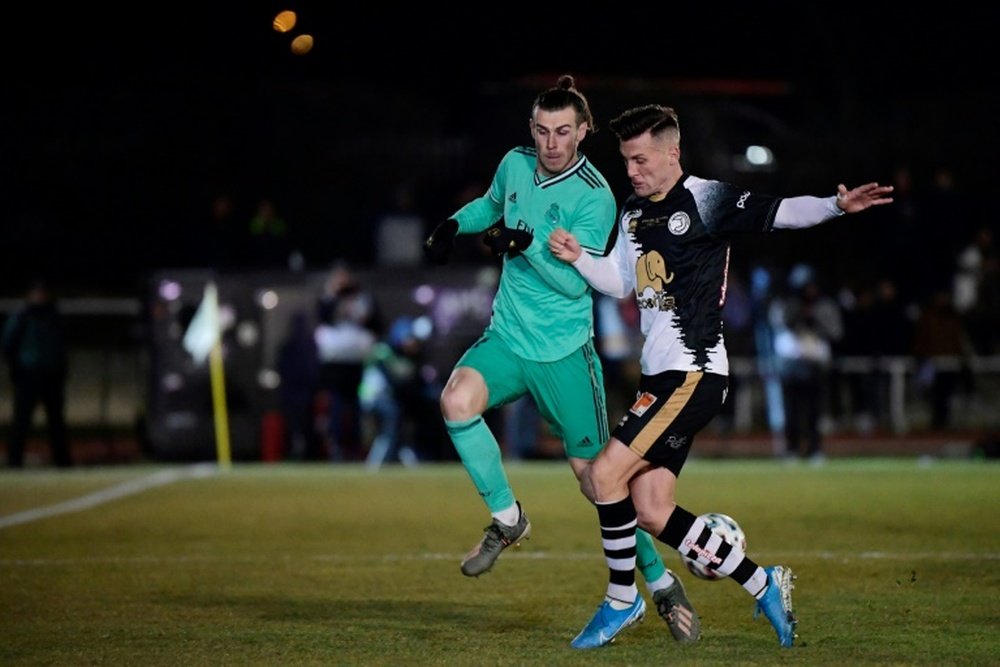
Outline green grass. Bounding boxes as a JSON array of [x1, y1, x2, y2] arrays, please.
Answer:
[[1, 459, 998, 666]]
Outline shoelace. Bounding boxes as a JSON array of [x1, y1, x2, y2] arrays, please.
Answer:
[[656, 594, 674, 615], [480, 523, 508, 549]]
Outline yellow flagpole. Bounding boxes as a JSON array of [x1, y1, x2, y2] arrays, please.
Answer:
[[208, 333, 232, 469]]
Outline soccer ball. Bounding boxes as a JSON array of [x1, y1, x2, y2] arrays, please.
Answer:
[[680, 512, 747, 581]]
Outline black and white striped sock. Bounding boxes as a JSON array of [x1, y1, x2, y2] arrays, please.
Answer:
[[658, 505, 767, 596], [595, 497, 639, 605]]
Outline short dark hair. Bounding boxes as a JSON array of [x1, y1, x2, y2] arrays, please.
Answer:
[[532, 74, 596, 132], [608, 104, 679, 142]]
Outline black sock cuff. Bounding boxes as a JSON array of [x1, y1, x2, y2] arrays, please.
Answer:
[[597, 497, 637, 527], [659, 505, 696, 549]]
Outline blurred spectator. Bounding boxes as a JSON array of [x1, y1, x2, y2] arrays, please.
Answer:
[[839, 277, 914, 433], [360, 315, 444, 468], [953, 225, 999, 355], [917, 167, 974, 301], [718, 267, 753, 432], [750, 264, 785, 448], [871, 278, 915, 425], [315, 262, 382, 461], [1, 279, 71, 468], [972, 252, 1000, 355], [771, 264, 840, 462], [872, 278, 914, 358], [912, 290, 974, 430], [838, 281, 880, 432], [277, 310, 322, 461]]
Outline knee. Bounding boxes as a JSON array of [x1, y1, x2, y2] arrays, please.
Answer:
[[583, 459, 619, 503], [439, 384, 478, 421], [578, 465, 598, 503]]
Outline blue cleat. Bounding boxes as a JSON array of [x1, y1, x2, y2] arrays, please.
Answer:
[[754, 565, 797, 647], [571, 596, 646, 649]]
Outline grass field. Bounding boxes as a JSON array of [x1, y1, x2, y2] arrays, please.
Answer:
[[2, 458, 998, 666]]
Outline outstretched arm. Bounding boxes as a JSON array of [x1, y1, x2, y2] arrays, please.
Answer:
[[774, 182, 894, 229], [548, 228, 630, 298], [835, 182, 895, 213]]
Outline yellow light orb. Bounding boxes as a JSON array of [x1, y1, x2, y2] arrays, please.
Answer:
[[273, 10, 297, 33], [291, 34, 314, 56]]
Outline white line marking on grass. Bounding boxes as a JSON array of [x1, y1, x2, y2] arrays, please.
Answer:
[[0, 463, 219, 530], [371, 550, 1000, 563], [3, 549, 998, 567]]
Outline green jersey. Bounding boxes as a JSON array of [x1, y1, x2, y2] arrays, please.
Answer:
[[452, 147, 617, 362]]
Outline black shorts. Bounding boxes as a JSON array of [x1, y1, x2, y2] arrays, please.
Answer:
[[611, 370, 728, 476]]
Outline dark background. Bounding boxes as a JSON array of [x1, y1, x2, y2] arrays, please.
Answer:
[[4, 3, 997, 298]]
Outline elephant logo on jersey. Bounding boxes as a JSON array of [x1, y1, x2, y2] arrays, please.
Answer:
[[635, 251, 674, 294], [668, 211, 690, 235]]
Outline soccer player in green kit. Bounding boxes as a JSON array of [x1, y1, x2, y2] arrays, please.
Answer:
[[424, 75, 700, 644]]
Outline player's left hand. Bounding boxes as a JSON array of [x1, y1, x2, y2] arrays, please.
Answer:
[[483, 224, 533, 256], [835, 182, 894, 213], [548, 228, 581, 263]]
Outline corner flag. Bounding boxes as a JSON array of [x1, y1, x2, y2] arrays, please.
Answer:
[[182, 281, 231, 468], [182, 282, 220, 366]]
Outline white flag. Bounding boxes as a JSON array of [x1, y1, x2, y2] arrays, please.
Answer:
[[182, 281, 220, 366]]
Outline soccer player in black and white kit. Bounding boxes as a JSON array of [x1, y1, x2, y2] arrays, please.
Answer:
[[549, 104, 893, 649]]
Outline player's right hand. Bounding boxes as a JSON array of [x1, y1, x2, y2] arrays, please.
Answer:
[[424, 219, 459, 265]]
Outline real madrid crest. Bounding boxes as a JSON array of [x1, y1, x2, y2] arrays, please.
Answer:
[[668, 211, 690, 235]]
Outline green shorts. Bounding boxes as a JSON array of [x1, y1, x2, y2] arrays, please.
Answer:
[[455, 331, 608, 459]]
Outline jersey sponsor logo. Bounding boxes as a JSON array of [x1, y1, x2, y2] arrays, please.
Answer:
[[629, 391, 658, 417], [635, 215, 674, 232], [684, 538, 723, 565], [668, 211, 690, 235], [637, 292, 676, 312], [623, 209, 642, 233], [736, 191, 750, 209], [666, 434, 688, 449]]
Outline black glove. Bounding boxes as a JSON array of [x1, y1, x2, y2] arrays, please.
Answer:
[[424, 219, 459, 265], [482, 224, 534, 257]]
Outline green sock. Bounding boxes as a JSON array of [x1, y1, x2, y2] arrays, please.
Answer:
[[446, 416, 514, 513], [636, 528, 668, 585]]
